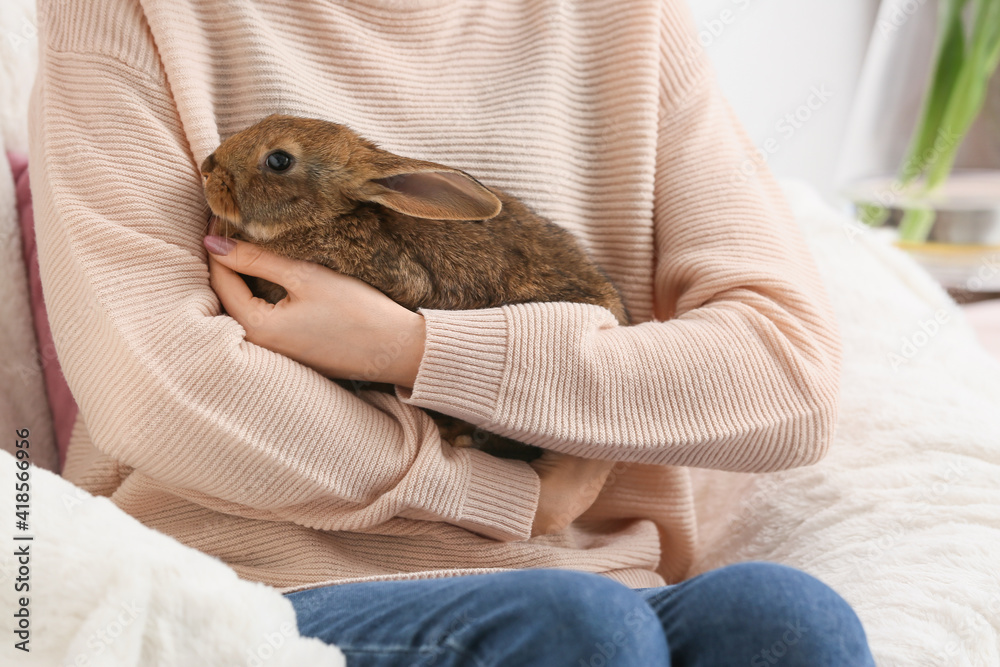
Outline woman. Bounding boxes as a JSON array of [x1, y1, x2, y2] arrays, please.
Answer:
[[33, 0, 874, 663]]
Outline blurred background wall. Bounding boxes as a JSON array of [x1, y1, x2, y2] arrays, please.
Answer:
[[686, 0, 881, 202]]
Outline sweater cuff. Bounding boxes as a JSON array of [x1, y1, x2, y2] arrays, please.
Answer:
[[395, 307, 538, 541], [454, 447, 539, 542], [396, 307, 509, 424]]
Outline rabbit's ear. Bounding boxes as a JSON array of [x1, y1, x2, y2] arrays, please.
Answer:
[[361, 169, 502, 221]]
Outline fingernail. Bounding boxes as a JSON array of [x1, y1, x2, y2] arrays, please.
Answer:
[[204, 235, 236, 255]]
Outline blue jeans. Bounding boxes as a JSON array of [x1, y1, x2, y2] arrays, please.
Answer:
[[285, 562, 875, 666]]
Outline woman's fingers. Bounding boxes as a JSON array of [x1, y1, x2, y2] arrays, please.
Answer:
[[203, 237, 290, 335], [204, 236, 315, 297], [207, 253, 266, 325]]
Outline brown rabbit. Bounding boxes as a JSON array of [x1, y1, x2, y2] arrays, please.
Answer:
[[201, 114, 629, 461]]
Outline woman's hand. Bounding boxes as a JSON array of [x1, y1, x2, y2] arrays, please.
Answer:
[[204, 235, 426, 388], [529, 453, 615, 537], [204, 232, 613, 535]]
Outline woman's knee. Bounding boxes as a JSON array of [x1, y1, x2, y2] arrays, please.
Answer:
[[455, 569, 669, 667], [688, 561, 874, 666]]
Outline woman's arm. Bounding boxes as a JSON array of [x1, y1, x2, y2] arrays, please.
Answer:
[[395, 8, 842, 472], [30, 0, 540, 541], [218, 59, 842, 477], [203, 236, 619, 537]]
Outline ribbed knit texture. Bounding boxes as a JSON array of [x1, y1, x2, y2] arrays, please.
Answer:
[[32, 0, 841, 591]]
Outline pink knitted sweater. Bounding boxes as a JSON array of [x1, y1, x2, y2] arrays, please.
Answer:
[[32, 0, 841, 591]]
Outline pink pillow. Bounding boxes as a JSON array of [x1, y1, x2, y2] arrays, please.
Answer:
[[8, 152, 77, 472]]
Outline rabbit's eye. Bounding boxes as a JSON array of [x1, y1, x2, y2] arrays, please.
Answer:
[[265, 151, 293, 172]]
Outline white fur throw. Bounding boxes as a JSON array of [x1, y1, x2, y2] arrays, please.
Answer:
[[690, 182, 1000, 667], [0, 449, 345, 666]]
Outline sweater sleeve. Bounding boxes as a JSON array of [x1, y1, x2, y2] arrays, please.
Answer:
[[29, 0, 539, 542], [398, 1, 842, 472]]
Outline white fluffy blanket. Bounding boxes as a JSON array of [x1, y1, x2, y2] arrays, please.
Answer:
[[0, 450, 345, 666], [690, 182, 1000, 667]]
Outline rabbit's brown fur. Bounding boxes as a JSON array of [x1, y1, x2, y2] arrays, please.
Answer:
[[201, 114, 628, 459]]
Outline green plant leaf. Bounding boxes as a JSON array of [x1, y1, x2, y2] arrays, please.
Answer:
[[898, 206, 937, 242], [923, 0, 1000, 187], [896, 0, 1000, 243], [899, 0, 969, 185]]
